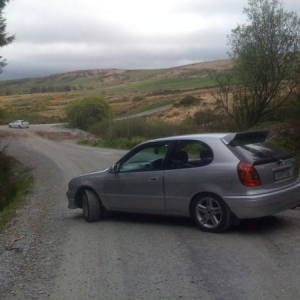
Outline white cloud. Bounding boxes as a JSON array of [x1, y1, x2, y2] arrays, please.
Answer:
[[1, 0, 300, 80]]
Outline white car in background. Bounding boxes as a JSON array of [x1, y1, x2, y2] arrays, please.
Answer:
[[8, 120, 30, 128]]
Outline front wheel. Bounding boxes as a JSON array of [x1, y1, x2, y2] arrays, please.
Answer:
[[191, 194, 231, 233], [82, 189, 102, 222]]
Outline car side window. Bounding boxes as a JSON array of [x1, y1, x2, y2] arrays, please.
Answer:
[[167, 141, 213, 169], [120, 143, 169, 172]]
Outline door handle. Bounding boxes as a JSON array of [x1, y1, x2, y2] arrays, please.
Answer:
[[149, 177, 159, 181]]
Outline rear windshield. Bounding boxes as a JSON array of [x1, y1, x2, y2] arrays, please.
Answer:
[[229, 139, 293, 165]]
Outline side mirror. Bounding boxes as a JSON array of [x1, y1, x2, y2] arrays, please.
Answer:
[[111, 163, 120, 173]]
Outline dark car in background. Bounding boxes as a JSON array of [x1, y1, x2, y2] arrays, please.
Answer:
[[66, 130, 300, 232]]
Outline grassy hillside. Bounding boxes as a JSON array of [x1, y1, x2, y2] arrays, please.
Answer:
[[0, 59, 232, 94], [0, 59, 233, 123]]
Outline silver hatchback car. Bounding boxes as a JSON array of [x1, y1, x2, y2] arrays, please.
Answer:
[[66, 130, 300, 232]]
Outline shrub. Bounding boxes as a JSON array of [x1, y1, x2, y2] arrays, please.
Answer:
[[174, 95, 199, 107], [101, 137, 146, 149], [193, 109, 218, 126], [113, 118, 147, 138], [65, 96, 113, 130], [88, 118, 179, 141], [0, 146, 17, 211], [143, 119, 176, 138], [88, 119, 111, 139], [177, 117, 199, 134], [0, 148, 33, 227], [132, 96, 144, 102], [193, 109, 236, 132], [0, 108, 10, 125]]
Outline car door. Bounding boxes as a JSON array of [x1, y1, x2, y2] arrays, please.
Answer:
[[164, 140, 214, 213], [104, 142, 170, 212]]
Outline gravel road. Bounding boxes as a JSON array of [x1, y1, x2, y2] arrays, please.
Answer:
[[1, 124, 300, 300]]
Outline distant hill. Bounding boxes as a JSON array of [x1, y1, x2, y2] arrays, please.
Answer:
[[0, 59, 235, 124], [0, 59, 233, 95]]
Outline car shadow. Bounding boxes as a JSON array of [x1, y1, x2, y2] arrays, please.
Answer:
[[102, 211, 195, 229], [66, 209, 195, 229], [229, 215, 292, 234], [69, 210, 295, 234]]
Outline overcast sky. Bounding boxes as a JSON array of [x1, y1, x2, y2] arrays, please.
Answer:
[[1, 0, 300, 81]]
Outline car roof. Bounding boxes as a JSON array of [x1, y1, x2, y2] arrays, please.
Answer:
[[139, 130, 269, 145], [143, 133, 232, 144]]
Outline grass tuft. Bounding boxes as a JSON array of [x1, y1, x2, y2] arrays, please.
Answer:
[[0, 153, 34, 229]]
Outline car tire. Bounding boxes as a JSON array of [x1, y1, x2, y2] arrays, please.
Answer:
[[82, 189, 102, 222], [191, 194, 231, 233]]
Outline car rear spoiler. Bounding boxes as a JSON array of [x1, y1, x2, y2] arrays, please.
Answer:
[[221, 130, 269, 145]]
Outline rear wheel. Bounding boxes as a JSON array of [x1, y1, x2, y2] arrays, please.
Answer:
[[191, 194, 231, 233], [82, 189, 102, 222]]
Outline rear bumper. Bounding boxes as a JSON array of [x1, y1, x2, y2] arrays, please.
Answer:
[[224, 182, 300, 219]]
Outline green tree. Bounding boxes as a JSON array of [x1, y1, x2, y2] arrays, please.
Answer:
[[65, 96, 113, 130], [215, 0, 300, 129], [0, 0, 15, 73]]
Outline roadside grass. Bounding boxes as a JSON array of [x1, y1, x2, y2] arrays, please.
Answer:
[[79, 136, 147, 150], [0, 159, 34, 229]]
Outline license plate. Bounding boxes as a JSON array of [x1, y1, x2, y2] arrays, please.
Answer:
[[274, 168, 292, 181]]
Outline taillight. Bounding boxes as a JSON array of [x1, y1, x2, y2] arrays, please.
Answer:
[[237, 162, 261, 187]]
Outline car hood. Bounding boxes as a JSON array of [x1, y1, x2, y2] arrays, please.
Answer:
[[68, 168, 110, 188]]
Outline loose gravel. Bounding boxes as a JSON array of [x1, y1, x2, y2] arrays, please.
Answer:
[[2, 125, 300, 300], [0, 139, 68, 299]]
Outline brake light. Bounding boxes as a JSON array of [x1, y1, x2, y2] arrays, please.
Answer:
[[237, 162, 261, 187]]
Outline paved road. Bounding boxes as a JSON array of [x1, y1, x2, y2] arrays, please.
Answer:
[[116, 105, 173, 120], [1, 124, 300, 300]]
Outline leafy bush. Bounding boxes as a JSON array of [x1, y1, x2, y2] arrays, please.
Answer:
[[0, 146, 18, 211], [103, 137, 146, 149], [132, 95, 144, 102], [89, 118, 178, 140], [0, 149, 15, 210], [142, 119, 176, 138], [174, 95, 199, 107], [272, 90, 300, 123], [195, 109, 236, 132], [193, 109, 218, 126], [176, 117, 199, 134], [0, 146, 33, 226], [88, 119, 112, 139], [84, 108, 237, 150], [65, 96, 113, 130], [0, 108, 10, 125]]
